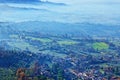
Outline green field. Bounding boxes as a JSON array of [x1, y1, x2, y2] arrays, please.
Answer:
[[9, 34, 19, 38], [26, 36, 52, 43], [57, 40, 78, 45], [92, 42, 109, 51]]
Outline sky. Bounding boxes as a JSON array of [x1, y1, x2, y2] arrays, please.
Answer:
[[0, 0, 120, 25]]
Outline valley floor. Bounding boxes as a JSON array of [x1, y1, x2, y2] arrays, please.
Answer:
[[0, 32, 120, 80]]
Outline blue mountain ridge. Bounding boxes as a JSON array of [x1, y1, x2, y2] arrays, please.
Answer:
[[0, 0, 66, 6], [0, 21, 120, 38], [0, 5, 50, 11]]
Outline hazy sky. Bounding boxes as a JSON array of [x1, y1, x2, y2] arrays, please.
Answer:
[[0, 0, 120, 25], [44, 0, 120, 4]]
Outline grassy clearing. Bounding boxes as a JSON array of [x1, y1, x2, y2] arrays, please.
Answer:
[[57, 40, 78, 45], [26, 36, 52, 43], [9, 34, 19, 38], [92, 42, 109, 51]]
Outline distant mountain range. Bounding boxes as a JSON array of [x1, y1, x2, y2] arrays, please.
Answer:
[[0, 0, 66, 6], [0, 5, 50, 12], [0, 0, 39, 3], [0, 21, 120, 39]]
